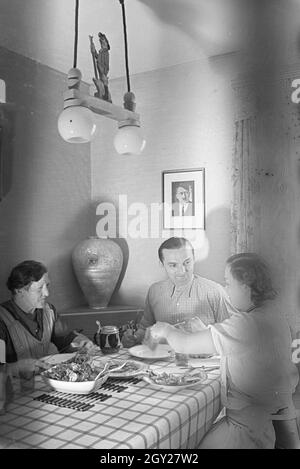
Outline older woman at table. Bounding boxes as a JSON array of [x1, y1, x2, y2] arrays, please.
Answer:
[[150, 253, 300, 449], [0, 260, 93, 413]]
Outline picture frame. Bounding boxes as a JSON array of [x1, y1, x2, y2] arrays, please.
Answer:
[[162, 168, 205, 230]]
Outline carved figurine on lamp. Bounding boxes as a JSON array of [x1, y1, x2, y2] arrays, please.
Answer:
[[89, 33, 112, 102]]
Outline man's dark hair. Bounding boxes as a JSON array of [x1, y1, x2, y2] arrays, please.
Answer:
[[6, 260, 47, 293], [226, 253, 277, 306], [158, 237, 194, 263], [176, 182, 189, 193]]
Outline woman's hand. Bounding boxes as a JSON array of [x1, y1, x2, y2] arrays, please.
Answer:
[[182, 317, 207, 333], [142, 327, 159, 350], [150, 322, 173, 341], [71, 333, 94, 350]]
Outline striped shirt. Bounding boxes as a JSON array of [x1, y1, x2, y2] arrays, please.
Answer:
[[139, 274, 237, 330]]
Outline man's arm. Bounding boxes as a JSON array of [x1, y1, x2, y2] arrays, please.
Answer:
[[139, 290, 156, 331], [122, 289, 155, 348]]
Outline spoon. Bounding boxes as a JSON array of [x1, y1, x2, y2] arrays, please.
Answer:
[[96, 320, 101, 334]]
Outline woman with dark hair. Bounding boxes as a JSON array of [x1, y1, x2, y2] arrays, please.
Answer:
[[150, 253, 299, 448], [0, 260, 93, 413]]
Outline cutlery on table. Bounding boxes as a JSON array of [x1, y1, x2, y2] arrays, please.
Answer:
[[95, 361, 130, 381], [176, 364, 220, 372]]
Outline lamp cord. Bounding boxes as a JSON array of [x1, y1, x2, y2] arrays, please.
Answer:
[[119, 0, 131, 93], [73, 0, 79, 68]]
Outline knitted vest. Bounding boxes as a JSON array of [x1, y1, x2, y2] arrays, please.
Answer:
[[0, 303, 58, 361]]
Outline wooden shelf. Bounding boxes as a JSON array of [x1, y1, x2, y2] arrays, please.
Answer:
[[60, 304, 143, 340]]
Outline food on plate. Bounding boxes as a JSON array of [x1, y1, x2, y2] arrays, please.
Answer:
[[147, 369, 203, 386], [91, 357, 146, 377], [108, 360, 139, 374]]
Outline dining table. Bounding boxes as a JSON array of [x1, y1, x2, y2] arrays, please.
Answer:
[[0, 348, 221, 450]]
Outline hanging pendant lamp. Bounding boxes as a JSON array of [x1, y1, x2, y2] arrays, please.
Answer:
[[57, 0, 145, 155], [57, 1, 96, 143], [113, 0, 146, 155]]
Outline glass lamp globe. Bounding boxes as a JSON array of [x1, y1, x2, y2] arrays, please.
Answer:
[[58, 105, 96, 143], [114, 123, 146, 155]]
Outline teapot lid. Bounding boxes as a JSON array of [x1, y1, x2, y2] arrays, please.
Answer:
[[101, 325, 119, 333]]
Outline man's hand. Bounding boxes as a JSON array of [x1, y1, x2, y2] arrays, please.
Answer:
[[121, 329, 139, 348], [121, 328, 145, 348]]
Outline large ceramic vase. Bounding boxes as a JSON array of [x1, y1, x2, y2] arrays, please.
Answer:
[[72, 236, 123, 309]]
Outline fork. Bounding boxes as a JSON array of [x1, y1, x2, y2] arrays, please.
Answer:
[[176, 364, 220, 372], [95, 361, 129, 381], [94, 362, 111, 381], [107, 361, 129, 374]]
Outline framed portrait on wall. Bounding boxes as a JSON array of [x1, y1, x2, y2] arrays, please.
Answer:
[[162, 168, 205, 229]]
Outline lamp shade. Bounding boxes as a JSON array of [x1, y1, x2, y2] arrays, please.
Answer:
[[114, 123, 146, 155], [58, 105, 96, 143]]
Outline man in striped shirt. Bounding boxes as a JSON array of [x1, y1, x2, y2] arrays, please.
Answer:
[[122, 237, 237, 348]]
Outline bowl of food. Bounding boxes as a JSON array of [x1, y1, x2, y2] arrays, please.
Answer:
[[41, 353, 108, 394]]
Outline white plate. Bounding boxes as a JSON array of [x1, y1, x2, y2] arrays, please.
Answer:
[[188, 356, 220, 368], [91, 357, 149, 378], [129, 344, 174, 360], [143, 367, 207, 391], [188, 354, 214, 358], [40, 353, 77, 367]]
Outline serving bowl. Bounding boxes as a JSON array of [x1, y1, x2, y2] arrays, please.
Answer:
[[41, 371, 108, 394]]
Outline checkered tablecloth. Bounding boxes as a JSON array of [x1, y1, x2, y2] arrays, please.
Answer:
[[0, 349, 221, 449]]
